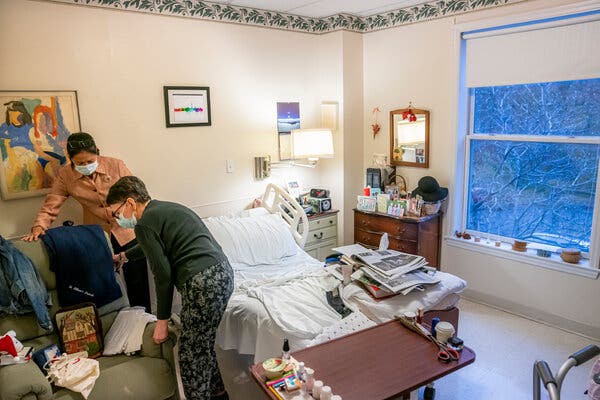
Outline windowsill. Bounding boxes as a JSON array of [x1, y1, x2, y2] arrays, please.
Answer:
[[445, 236, 600, 279]]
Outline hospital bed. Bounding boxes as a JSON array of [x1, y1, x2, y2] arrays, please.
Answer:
[[202, 184, 467, 363]]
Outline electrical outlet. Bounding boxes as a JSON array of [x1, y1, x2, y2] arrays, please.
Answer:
[[226, 159, 234, 173]]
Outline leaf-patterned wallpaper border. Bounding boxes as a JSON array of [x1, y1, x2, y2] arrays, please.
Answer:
[[49, 0, 525, 34]]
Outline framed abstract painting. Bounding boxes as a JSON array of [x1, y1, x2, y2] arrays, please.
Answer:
[[163, 86, 211, 127], [0, 90, 81, 200]]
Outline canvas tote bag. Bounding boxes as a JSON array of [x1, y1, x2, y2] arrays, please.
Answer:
[[46, 351, 100, 399]]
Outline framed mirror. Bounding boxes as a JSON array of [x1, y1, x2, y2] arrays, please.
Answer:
[[390, 107, 429, 168]]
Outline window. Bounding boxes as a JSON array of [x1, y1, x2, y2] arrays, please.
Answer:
[[458, 12, 600, 270], [466, 79, 600, 253]]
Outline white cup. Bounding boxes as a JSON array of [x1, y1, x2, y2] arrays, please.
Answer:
[[313, 380, 323, 398], [331, 396, 342, 400], [435, 321, 455, 344], [341, 264, 353, 285], [320, 386, 332, 400]]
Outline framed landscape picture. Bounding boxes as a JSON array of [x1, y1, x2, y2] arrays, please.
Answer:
[[163, 86, 211, 127], [0, 90, 80, 200]]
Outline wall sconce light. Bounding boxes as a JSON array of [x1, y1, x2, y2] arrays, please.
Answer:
[[256, 128, 334, 176]]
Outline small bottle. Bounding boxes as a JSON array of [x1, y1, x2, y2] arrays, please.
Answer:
[[312, 380, 323, 398], [416, 308, 423, 324], [331, 396, 342, 400], [430, 317, 440, 337], [304, 368, 314, 393], [320, 386, 332, 400], [282, 338, 290, 362], [297, 362, 306, 394]]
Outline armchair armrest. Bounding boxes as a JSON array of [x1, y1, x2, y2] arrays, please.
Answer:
[[139, 316, 179, 359], [0, 362, 52, 400]]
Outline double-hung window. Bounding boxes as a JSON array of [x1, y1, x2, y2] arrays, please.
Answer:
[[458, 12, 600, 273]]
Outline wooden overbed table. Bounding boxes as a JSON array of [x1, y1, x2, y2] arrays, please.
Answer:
[[251, 317, 475, 400]]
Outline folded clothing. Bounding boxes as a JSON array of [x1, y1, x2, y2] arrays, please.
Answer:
[[103, 307, 157, 356]]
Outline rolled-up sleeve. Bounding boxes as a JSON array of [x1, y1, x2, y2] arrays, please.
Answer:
[[135, 224, 173, 320], [33, 171, 69, 230]]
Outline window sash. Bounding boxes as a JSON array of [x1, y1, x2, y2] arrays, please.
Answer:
[[462, 134, 600, 261]]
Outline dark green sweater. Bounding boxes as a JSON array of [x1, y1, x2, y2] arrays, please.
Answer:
[[126, 200, 226, 319]]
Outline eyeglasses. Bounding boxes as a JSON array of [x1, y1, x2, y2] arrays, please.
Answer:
[[111, 201, 127, 218]]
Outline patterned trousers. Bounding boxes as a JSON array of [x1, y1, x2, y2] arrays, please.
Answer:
[[179, 260, 234, 400]]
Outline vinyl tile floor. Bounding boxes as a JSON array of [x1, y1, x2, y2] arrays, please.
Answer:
[[216, 298, 600, 400]]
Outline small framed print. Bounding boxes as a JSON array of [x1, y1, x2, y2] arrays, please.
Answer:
[[163, 86, 211, 127]]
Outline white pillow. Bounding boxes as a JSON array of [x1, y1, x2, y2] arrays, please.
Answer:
[[203, 213, 298, 266]]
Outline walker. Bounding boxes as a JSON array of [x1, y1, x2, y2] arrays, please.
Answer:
[[533, 344, 600, 400]]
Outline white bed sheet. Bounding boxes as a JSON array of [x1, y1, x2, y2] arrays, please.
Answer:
[[216, 247, 466, 362]]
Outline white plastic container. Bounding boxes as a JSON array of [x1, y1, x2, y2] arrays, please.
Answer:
[[313, 380, 323, 398], [435, 321, 455, 344], [320, 386, 332, 400]]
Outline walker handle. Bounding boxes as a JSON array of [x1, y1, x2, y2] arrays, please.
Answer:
[[535, 361, 556, 386], [570, 345, 600, 366]]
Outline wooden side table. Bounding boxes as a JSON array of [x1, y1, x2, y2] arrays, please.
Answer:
[[251, 317, 475, 400]]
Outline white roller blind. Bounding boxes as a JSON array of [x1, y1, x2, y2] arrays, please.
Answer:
[[465, 16, 600, 87]]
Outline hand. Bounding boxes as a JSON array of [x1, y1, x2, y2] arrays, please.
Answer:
[[153, 320, 169, 344], [113, 252, 127, 272], [22, 226, 45, 242]]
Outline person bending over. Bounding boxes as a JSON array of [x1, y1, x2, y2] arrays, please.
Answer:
[[106, 176, 233, 400]]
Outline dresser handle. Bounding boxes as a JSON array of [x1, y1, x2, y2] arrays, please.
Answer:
[[314, 232, 324, 240], [360, 220, 370, 227]]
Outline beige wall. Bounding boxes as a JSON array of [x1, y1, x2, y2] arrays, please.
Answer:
[[0, 0, 345, 238], [362, 0, 600, 337]]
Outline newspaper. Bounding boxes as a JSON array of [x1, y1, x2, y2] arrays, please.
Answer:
[[352, 249, 427, 277], [362, 267, 440, 294]]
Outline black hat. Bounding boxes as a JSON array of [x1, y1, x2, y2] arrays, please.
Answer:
[[412, 176, 448, 202]]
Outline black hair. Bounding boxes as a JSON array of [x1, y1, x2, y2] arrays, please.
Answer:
[[107, 176, 151, 205], [4, 101, 32, 126], [67, 132, 99, 158]]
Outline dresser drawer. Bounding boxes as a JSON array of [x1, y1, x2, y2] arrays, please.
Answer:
[[354, 212, 418, 241], [306, 225, 337, 246], [308, 215, 337, 231], [354, 228, 418, 255]]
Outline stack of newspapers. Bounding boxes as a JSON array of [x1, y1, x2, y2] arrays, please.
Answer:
[[334, 244, 440, 297]]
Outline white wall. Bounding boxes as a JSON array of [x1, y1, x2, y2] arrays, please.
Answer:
[[0, 0, 345, 238], [362, 0, 600, 337]]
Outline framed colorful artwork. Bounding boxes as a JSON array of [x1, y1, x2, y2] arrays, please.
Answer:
[[0, 90, 81, 200], [163, 86, 211, 127], [54, 303, 103, 358]]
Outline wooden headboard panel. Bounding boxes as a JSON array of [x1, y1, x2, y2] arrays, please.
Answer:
[[261, 183, 309, 248]]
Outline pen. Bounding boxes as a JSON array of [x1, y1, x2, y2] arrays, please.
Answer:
[[268, 385, 284, 400]]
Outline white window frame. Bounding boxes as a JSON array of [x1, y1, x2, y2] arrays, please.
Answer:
[[447, 4, 600, 279]]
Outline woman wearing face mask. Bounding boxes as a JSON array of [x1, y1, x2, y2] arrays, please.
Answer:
[[107, 176, 233, 400], [22, 132, 151, 311]]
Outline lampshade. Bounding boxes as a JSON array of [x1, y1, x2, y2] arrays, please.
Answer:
[[290, 129, 334, 159]]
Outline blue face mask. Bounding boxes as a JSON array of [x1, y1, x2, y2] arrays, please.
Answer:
[[74, 160, 98, 176], [116, 213, 137, 229]]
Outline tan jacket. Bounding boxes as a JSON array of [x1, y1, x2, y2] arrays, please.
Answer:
[[33, 155, 135, 246]]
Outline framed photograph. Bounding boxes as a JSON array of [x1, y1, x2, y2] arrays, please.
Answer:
[[0, 90, 80, 200], [163, 86, 211, 127], [54, 303, 103, 358]]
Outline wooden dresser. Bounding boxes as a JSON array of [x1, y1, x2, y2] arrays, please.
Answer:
[[353, 209, 441, 268]]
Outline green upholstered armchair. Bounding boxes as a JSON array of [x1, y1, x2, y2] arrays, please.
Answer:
[[0, 237, 179, 400]]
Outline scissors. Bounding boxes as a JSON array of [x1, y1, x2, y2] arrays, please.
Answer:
[[429, 336, 460, 363], [395, 315, 460, 363]]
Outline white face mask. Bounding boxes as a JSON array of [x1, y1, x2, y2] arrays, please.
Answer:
[[74, 160, 98, 176], [116, 213, 137, 229]]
